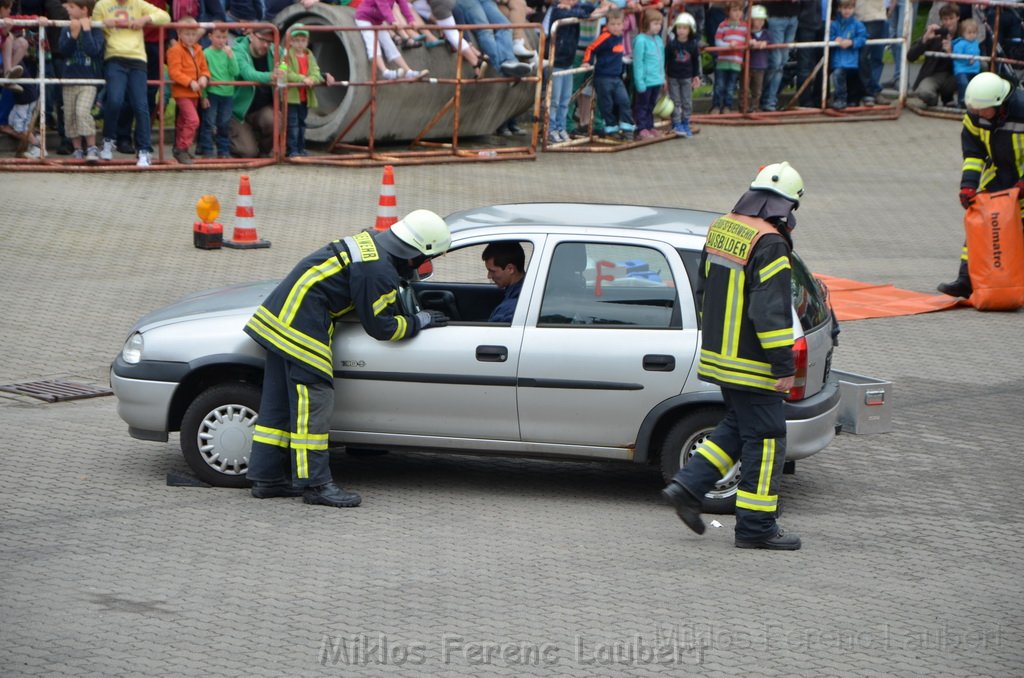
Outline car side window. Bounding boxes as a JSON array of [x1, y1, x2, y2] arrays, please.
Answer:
[[791, 252, 831, 331], [538, 242, 680, 328]]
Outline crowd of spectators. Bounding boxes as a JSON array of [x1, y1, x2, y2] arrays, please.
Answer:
[[0, 0, 1021, 161]]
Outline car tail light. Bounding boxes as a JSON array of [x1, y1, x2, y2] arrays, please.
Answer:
[[786, 337, 807, 401]]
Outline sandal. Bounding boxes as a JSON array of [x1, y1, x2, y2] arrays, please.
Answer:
[[402, 37, 423, 49]]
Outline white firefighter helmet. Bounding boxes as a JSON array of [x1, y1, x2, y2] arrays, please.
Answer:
[[673, 12, 697, 31], [750, 162, 804, 203], [390, 209, 451, 258], [964, 72, 1013, 109], [751, 5, 768, 20]]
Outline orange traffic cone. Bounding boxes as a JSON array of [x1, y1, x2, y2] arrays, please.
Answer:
[[374, 165, 398, 231], [225, 175, 271, 249]]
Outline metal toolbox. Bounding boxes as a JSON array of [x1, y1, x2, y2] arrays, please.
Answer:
[[834, 370, 893, 435]]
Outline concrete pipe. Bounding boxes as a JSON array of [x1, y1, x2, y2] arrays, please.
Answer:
[[274, 5, 537, 144]]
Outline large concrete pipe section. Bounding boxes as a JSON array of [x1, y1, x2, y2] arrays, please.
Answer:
[[274, 5, 536, 144]]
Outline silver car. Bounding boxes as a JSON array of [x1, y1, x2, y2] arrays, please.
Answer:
[[111, 203, 841, 511]]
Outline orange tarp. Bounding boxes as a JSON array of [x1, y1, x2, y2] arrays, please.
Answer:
[[815, 274, 967, 321]]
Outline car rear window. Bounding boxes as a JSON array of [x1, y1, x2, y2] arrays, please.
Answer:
[[677, 248, 831, 332]]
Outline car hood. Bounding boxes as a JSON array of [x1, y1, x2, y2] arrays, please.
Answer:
[[134, 280, 279, 332]]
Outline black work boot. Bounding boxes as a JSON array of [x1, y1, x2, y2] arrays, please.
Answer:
[[735, 526, 802, 550], [937, 261, 972, 298], [662, 482, 705, 535], [304, 481, 362, 508], [250, 481, 304, 498]]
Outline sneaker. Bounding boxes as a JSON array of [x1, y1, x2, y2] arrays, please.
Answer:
[[735, 526, 802, 550], [500, 60, 531, 77], [512, 38, 536, 58], [250, 481, 304, 498], [547, 131, 562, 144], [382, 68, 400, 80], [100, 138, 115, 161], [404, 68, 429, 80], [638, 128, 656, 139], [681, 120, 693, 138], [85, 146, 100, 163], [136, 150, 151, 167], [601, 124, 620, 136], [672, 122, 687, 136], [116, 140, 136, 155], [303, 481, 362, 508], [557, 129, 570, 142], [831, 100, 847, 110], [57, 138, 75, 156], [172, 147, 192, 165], [618, 121, 636, 133], [22, 145, 44, 159], [662, 482, 705, 535], [72, 148, 85, 160], [861, 96, 876, 107]]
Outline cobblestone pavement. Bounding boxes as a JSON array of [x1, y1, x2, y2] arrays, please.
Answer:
[[1, 115, 1021, 676]]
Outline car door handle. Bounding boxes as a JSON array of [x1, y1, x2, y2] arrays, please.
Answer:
[[643, 354, 675, 371], [477, 345, 508, 362]]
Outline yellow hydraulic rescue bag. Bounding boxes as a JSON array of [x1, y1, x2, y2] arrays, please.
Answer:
[[964, 188, 1024, 311]]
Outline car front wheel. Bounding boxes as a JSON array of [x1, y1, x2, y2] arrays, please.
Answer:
[[659, 408, 739, 514], [180, 382, 260, 488]]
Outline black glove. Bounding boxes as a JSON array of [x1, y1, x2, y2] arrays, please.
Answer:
[[415, 310, 448, 329], [959, 187, 977, 209]]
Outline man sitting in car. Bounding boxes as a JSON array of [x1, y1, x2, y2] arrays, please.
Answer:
[[482, 241, 526, 322]]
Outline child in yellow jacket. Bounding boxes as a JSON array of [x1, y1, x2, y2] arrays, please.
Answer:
[[278, 24, 335, 157], [166, 17, 209, 164]]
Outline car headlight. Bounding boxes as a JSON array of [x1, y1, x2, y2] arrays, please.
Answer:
[[122, 332, 144, 364]]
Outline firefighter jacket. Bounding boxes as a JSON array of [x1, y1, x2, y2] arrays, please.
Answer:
[[244, 231, 423, 381], [961, 88, 1024, 192], [697, 212, 795, 394]]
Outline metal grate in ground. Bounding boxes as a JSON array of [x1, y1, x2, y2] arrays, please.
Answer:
[[0, 380, 113, 403]]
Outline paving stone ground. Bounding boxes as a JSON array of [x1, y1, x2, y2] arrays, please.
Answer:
[[1, 114, 1021, 676]]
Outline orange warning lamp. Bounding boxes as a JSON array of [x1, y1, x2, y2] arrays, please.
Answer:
[[193, 194, 224, 250], [196, 194, 221, 223]]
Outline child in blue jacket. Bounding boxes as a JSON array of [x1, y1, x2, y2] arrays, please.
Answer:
[[632, 9, 665, 139], [828, 0, 867, 109], [952, 18, 982, 107], [58, 0, 105, 162]]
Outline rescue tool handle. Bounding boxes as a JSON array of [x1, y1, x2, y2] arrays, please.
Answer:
[[476, 345, 508, 362]]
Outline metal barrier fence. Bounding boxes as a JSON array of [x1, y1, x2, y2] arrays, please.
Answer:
[[0, 17, 543, 169]]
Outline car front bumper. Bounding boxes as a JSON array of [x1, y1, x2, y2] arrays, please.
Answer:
[[110, 357, 189, 441]]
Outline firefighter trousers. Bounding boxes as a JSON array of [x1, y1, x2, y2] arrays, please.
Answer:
[[247, 351, 335, 488], [672, 387, 787, 541]]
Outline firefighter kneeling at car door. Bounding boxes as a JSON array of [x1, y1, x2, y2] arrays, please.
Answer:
[[663, 162, 803, 551], [243, 210, 452, 508], [940, 71, 1024, 298]]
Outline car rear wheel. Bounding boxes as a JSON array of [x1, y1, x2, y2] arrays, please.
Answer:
[[180, 383, 260, 488], [659, 408, 738, 514]]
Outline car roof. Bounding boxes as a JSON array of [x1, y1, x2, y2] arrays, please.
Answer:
[[444, 203, 719, 242]]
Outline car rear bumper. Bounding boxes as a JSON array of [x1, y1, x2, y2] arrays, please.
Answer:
[[784, 374, 841, 460], [110, 364, 178, 441]]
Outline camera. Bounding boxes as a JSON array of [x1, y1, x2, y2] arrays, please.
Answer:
[[937, 27, 950, 38]]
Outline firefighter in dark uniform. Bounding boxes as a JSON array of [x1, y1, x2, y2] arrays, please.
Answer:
[[243, 210, 452, 508], [940, 72, 1024, 298], [663, 162, 804, 550]]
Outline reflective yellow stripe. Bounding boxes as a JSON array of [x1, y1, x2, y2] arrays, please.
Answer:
[[961, 158, 984, 173], [372, 289, 398, 316], [246, 315, 333, 377], [253, 306, 332, 364], [696, 439, 734, 476], [390, 314, 407, 341], [963, 113, 978, 135], [698, 363, 778, 390], [291, 433, 329, 449], [756, 327, 794, 350], [329, 303, 355, 319], [294, 384, 310, 479], [980, 166, 996, 190], [736, 489, 778, 512], [280, 256, 345, 325], [699, 349, 774, 375], [253, 425, 290, 448], [1016, 131, 1024, 177], [961, 244, 969, 262], [722, 269, 743, 357], [758, 256, 791, 284], [757, 438, 775, 495]]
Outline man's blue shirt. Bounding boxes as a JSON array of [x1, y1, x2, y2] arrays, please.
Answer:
[[489, 279, 524, 322]]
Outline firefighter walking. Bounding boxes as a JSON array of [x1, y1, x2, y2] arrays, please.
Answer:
[[243, 210, 452, 508], [663, 162, 804, 550], [940, 72, 1024, 298]]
